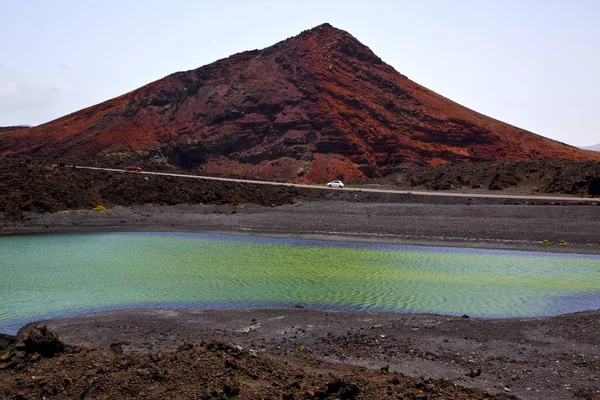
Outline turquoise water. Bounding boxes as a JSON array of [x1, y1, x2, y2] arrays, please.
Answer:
[[1, 232, 600, 334]]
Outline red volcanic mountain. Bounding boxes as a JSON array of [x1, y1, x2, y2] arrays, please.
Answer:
[[1, 23, 598, 182]]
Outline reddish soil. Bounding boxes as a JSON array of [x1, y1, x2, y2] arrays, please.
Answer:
[[0, 327, 515, 400], [0, 126, 30, 133], [1, 24, 598, 184]]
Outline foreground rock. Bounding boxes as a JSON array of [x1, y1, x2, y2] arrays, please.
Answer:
[[0, 333, 515, 399], [0, 326, 66, 369]]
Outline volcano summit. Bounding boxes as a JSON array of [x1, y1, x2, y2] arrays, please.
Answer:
[[1, 23, 597, 182]]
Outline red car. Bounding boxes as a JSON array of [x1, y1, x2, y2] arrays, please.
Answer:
[[124, 166, 142, 172]]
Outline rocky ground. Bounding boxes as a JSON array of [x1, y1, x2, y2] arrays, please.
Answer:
[[1, 308, 599, 400], [1, 158, 600, 399], [386, 159, 600, 196], [3, 198, 600, 254], [1, 157, 599, 222], [1, 325, 517, 400], [0, 158, 300, 220]]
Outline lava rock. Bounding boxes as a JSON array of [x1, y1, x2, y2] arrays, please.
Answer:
[[20, 325, 65, 357], [588, 177, 600, 195]]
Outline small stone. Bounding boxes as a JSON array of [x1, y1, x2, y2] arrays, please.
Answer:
[[467, 368, 481, 378]]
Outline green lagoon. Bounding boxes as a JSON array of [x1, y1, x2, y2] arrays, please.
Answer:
[[1, 232, 600, 334]]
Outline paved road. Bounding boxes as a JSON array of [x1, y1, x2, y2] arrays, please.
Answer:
[[72, 165, 599, 203]]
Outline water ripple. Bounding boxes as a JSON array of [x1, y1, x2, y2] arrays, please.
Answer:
[[1, 232, 600, 333]]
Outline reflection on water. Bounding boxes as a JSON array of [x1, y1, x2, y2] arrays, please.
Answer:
[[1, 232, 599, 334]]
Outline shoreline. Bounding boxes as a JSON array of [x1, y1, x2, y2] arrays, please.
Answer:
[[4, 225, 600, 252], [16, 307, 600, 400], [2, 201, 600, 254]]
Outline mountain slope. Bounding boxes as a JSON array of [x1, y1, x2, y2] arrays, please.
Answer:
[[1, 23, 598, 182], [0, 126, 31, 133]]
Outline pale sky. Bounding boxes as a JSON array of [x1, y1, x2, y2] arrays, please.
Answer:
[[1, 0, 599, 147]]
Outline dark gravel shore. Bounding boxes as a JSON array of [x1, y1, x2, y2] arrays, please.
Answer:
[[1, 199, 600, 399], [2, 199, 600, 254], [27, 307, 600, 400]]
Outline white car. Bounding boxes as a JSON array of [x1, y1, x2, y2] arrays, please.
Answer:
[[327, 180, 344, 188]]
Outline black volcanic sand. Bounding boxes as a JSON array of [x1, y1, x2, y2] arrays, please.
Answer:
[[13, 308, 600, 400], [3, 200, 600, 254]]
